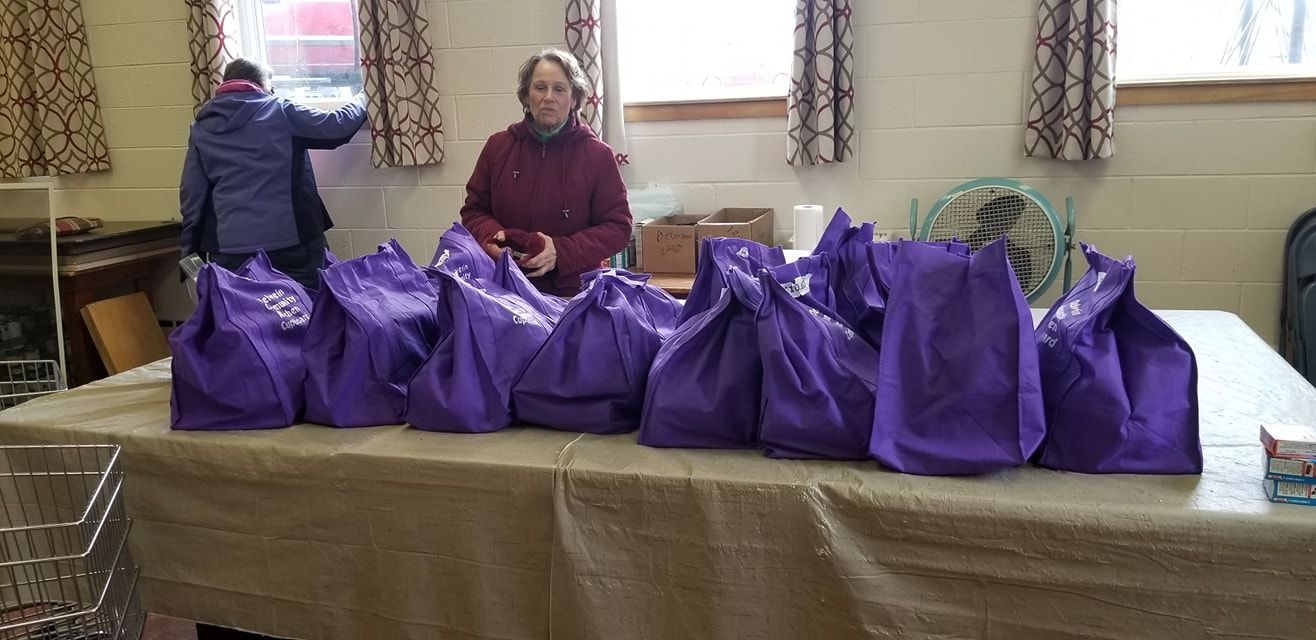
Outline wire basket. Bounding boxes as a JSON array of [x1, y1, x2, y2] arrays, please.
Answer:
[[0, 445, 141, 640], [0, 362, 65, 411]]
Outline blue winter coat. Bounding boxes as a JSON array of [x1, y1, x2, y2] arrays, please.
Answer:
[[179, 90, 367, 255]]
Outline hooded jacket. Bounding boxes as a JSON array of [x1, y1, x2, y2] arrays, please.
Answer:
[[460, 114, 632, 296], [179, 85, 366, 256]]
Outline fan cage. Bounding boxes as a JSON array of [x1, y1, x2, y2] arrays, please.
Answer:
[[921, 183, 1063, 298]]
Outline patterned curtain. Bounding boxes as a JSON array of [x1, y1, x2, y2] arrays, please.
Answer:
[[0, 0, 110, 178], [565, 0, 629, 166], [1025, 0, 1116, 161], [357, 0, 446, 168], [786, 0, 855, 166], [185, 0, 236, 115]]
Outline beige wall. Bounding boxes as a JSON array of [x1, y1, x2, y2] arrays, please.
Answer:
[[47, 0, 1316, 345]]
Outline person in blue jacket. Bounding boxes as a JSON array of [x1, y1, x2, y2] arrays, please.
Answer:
[[179, 57, 367, 290]]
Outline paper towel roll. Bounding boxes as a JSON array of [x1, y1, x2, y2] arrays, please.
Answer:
[[793, 204, 825, 251]]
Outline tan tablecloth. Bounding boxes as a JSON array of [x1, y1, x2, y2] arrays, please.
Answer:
[[0, 311, 1312, 639]]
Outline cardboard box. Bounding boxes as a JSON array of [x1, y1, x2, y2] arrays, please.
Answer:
[[1263, 452, 1316, 484], [1260, 423, 1316, 459], [695, 208, 775, 246], [1262, 478, 1316, 506], [640, 214, 706, 274]]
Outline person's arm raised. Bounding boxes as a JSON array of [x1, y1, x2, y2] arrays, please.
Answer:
[[282, 93, 368, 149]]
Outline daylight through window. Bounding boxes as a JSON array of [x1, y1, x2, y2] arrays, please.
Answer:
[[235, 0, 364, 100], [1119, 0, 1316, 83], [616, 0, 795, 103]]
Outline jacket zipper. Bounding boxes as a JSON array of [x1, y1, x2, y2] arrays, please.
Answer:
[[539, 141, 568, 218]]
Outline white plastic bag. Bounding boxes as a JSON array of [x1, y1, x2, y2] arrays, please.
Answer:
[[626, 183, 682, 223]]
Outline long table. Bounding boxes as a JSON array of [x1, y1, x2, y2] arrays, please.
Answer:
[[0, 311, 1312, 639]]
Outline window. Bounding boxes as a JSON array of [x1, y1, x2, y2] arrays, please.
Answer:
[[234, 0, 364, 100], [1119, 0, 1316, 83], [616, 0, 795, 104]]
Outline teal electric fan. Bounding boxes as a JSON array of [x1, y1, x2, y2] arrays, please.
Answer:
[[909, 178, 1076, 302]]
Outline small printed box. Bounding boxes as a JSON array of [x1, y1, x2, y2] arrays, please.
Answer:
[[1263, 453, 1316, 484], [1262, 478, 1316, 506], [1260, 423, 1316, 459]]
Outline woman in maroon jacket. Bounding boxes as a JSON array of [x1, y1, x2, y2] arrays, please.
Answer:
[[459, 49, 632, 296]]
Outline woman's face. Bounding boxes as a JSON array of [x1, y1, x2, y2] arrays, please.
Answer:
[[528, 60, 572, 130]]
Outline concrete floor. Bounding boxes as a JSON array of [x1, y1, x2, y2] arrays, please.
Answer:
[[142, 615, 197, 640]]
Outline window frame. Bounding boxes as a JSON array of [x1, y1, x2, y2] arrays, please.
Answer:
[[233, 0, 268, 68], [1114, 0, 1316, 105], [614, 0, 793, 119], [623, 97, 787, 122], [231, 0, 362, 110], [1117, 77, 1316, 106]]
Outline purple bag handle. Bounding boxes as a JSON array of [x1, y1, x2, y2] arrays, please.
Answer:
[[811, 208, 855, 256]]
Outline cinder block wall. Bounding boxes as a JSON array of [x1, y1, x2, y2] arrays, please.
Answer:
[[37, 0, 1314, 345]]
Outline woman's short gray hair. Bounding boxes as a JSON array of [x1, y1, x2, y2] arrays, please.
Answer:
[[516, 49, 591, 113], [222, 57, 274, 90]]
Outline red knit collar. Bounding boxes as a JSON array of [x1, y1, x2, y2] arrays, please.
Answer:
[[216, 79, 268, 95]]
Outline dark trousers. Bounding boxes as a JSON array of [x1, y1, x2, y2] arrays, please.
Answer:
[[208, 234, 328, 292]]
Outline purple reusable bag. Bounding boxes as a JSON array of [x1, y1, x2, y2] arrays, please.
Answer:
[[303, 240, 439, 427], [491, 250, 569, 320], [856, 240, 973, 349], [756, 271, 879, 460], [679, 237, 786, 324], [830, 239, 886, 348], [805, 206, 858, 256], [513, 270, 682, 434], [800, 207, 882, 343], [767, 254, 833, 312], [818, 207, 872, 254], [430, 222, 496, 281], [639, 267, 766, 448], [870, 239, 1046, 475], [406, 270, 554, 433], [170, 262, 312, 430], [809, 208, 874, 302], [236, 250, 313, 297], [1034, 244, 1202, 474]]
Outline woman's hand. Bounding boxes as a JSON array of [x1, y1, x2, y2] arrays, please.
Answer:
[[483, 230, 506, 262], [519, 233, 556, 277]]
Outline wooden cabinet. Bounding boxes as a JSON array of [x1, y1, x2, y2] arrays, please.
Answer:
[[0, 220, 180, 387]]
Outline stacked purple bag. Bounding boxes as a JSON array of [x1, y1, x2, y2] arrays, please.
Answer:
[[755, 271, 879, 459], [679, 237, 786, 324], [640, 267, 766, 448], [811, 207, 868, 256], [766, 254, 833, 313], [642, 251, 875, 459], [639, 237, 791, 447], [490, 251, 568, 320], [1034, 244, 1201, 474], [854, 240, 971, 350], [170, 252, 313, 430], [405, 267, 555, 433], [429, 222, 496, 282], [869, 239, 1046, 475], [513, 269, 682, 434], [303, 240, 439, 427], [811, 209, 883, 347]]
